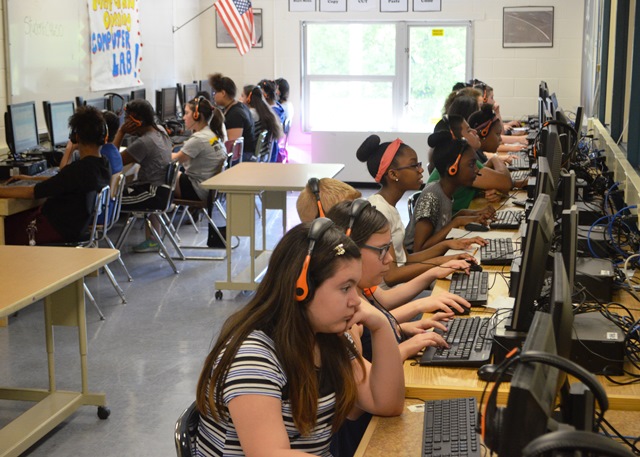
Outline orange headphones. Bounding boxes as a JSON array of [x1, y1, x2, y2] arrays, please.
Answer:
[[476, 113, 498, 138], [345, 199, 371, 237], [295, 218, 335, 302], [193, 95, 212, 121], [442, 114, 456, 140], [447, 139, 469, 176]]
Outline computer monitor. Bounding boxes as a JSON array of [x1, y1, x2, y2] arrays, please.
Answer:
[[574, 106, 584, 135], [107, 93, 129, 114], [550, 252, 575, 360], [496, 311, 562, 456], [538, 124, 563, 190], [534, 157, 556, 201], [549, 92, 559, 114], [159, 86, 178, 121], [45, 101, 75, 148], [560, 205, 578, 307], [510, 194, 555, 332], [5, 101, 40, 158], [130, 88, 146, 100], [84, 97, 107, 110], [559, 169, 576, 211], [183, 83, 198, 104]]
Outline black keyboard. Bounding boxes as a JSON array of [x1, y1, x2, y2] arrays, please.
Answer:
[[448, 272, 488, 306], [490, 210, 522, 230], [419, 317, 493, 367], [422, 397, 481, 457], [480, 238, 515, 265], [510, 169, 530, 181]]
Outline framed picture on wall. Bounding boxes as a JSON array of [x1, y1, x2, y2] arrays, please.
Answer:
[[216, 8, 263, 48], [503, 6, 554, 48], [381, 0, 408, 12], [413, 0, 441, 12], [289, 0, 316, 12], [320, 0, 347, 12]]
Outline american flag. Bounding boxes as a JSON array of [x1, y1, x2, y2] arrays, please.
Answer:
[[215, 0, 256, 56]]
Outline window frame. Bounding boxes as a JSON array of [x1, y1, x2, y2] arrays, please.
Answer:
[[301, 20, 474, 133]]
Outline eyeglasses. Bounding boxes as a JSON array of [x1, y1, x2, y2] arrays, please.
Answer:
[[392, 162, 422, 172], [362, 241, 393, 261]]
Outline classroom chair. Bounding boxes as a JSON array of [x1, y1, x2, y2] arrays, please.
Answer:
[[225, 136, 244, 168], [115, 161, 184, 274], [254, 130, 270, 162], [407, 190, 421, 221], [277, 117, 292, 163], [174, 401, 198, 457], [99, 173, 133, 282]]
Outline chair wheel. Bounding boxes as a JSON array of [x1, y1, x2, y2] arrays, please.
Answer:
[[97, 406, 111, 419], [215, 290, 223, 300]]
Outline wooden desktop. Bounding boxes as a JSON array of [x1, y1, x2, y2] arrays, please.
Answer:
[[0, 246, 119, 457]]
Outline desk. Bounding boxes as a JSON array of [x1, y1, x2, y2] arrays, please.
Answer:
[[355, 400, 640, 456], [0, 245, 119, 457], [0, 197, 44, 327], [200, 162, 344, 292]]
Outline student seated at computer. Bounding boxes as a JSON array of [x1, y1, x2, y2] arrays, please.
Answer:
[[326, 199, 469, 456], [0, 106, 111, 245], [427, 113, 516, 211], [296, 177, 362, 223], [408, 133, 495, 252], [195, 221, 405, 457], [354, 135, 486, 285], [209, 73, 256, 161], [171, 97, 227, 201], [246, 86, 283, 162], [113, 99, 173, 253]]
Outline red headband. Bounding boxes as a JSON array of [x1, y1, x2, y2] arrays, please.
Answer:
[[374, 138, 403, 183]]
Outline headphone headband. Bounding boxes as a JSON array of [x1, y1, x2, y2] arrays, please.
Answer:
[[294, 218, 335, 302], [345, 199, 371, 237]]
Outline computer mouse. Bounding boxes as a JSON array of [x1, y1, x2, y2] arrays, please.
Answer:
[[477, 364, 514, 382], [434, 304, 471, 316], [465, 222, 490, 232], [468, 263, 483, 272]]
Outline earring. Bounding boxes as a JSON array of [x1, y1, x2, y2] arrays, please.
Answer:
[[395, 178, 399, 182]]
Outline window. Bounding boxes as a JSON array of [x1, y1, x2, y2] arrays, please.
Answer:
[[302, 21, 472, 133]]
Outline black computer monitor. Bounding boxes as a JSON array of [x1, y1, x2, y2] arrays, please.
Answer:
[[510, 194, 555, 332], [130, 88, 146, 100], [559, 169, 576, 211], [5, 101, 40, 158], [183, 83, 198, 104], [574, 106, 584, 135], [496, 311, 562, 456], [45, 101, 75, 148], [534, 157, 556, 201], [107, 93, 129, 114], [561, 204, 578, 293], [84, 97, 107, 110], [159, 86, 178, 121]]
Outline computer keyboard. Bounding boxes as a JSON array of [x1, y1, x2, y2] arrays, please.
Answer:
[[449, 271, 488, 306], [35, 167, 59, 177], [480, 238, 515, 265], [510, 169, 530, 181], [490, 210, 523, 230], [509, 157, 530, 169], [422, 397, 481, 457], [419, 316, 493, 367], [1, 179, 39, 187]]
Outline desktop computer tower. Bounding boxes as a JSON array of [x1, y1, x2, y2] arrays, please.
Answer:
[[570, 312, 624, 375], [0, 159, 47, 180]]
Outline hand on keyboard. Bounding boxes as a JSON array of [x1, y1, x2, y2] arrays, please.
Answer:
[[415, 291, 471, 315], [446, 236, 488, 251], [400, 332, 449, 359]]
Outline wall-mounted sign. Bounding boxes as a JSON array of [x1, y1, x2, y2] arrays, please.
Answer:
[[348, 0, 377, 12], [289, 0, 316, 12], [320, 0, 347, 12], [381, 0, 408, 12], [413, 0, 441, 12]]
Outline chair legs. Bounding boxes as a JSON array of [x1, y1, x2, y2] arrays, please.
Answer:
[[105, 236, 133, 282], [84, 283, 106, 320], [103, 264, 127, 304]]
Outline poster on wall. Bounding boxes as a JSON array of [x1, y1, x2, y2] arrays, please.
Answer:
[[413, 0, 441, 12], [320, 0, 347, 11], [290, 0, 317, 12], [348, 0, 377, 12], [381, 0, 408, 12], [503, 6, 554, 48], [88, 0, 143, 91]]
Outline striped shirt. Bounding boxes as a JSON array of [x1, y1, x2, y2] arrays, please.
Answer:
[[195, 330, 336, 456]]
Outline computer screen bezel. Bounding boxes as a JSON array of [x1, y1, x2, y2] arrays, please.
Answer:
[[84, 97, 107, 110], [560, 204, 578, 294], [183, 83, 198, 105], [130, 88, 146, 100], [510, 194, 555, 332], [6, 101, 40, 157], [534, 156, 555, 202], [160, 86, 178, 121]]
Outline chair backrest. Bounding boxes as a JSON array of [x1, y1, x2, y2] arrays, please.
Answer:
[[105, 173, 127, 232], [225, 137, 244, 167], [281, 118, 291, 149], [407, 190, 421, 221], [174, 401, 199, 457], [156, 161, 181, 213], [84, 185, 111, 247], [254, 130, 269, 161]]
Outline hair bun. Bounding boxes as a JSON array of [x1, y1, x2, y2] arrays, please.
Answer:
[[428, 130, 454, 148], [356, 135, 382, 162]]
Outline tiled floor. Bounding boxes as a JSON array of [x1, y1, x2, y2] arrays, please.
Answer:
[[0, 186, 396, 456]]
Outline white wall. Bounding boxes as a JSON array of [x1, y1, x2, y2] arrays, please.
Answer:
[[195, 0, 584, 182]]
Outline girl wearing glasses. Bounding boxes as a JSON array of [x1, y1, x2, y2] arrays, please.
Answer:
[[409, 132, 495, 252], [427, 113, 516, 212], [195, 220, 404, 457], [357, 135, 487, 286], [326, 199, 470, 456]]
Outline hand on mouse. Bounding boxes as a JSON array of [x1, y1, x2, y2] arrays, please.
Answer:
[[431, 259, 473, 278]]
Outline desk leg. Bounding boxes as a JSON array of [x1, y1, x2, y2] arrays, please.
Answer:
[[261, 190, 287, 249]]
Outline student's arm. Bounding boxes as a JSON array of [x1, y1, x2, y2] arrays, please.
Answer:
[[390, 291, 471, 321], [471, 161, 512, 193], [228, 396, 316, 457], [120, 150, 136, 166], [351, 299, 404, 416], [171, 150, 190, 163], [226, 128, 243, 142], [59, 140, 75, 169], [414, 213, 492, 252]]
